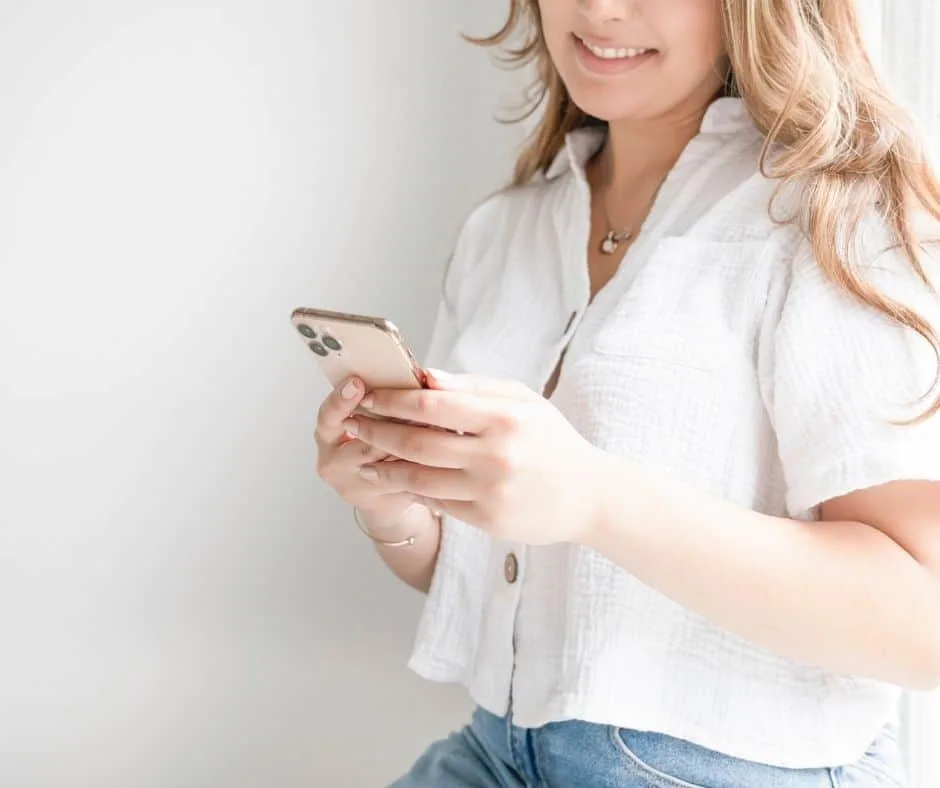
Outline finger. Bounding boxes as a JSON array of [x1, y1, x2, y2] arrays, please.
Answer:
[[360, 388, 518, 434], [360, 461, 473, 501], [347, 416, 476, 468], [316, 377, 365, 445], [331, 437, 391, 469], [351, 481, 417, 512], [425, 369, 536, 400], [412, 496, 476, 525]]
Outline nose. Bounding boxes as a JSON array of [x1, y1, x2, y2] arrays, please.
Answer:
[[576, 0, 630, 24]]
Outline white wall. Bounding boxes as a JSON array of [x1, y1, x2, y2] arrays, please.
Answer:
[[0, 2, 525, 786]]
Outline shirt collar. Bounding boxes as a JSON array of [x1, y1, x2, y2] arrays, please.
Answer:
[[544, 97, 756, 181]]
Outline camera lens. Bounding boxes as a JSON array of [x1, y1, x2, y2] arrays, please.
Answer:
[[308, 341, 329, 357], [297, 324, 317, 339], [322, 335, 342, 352]]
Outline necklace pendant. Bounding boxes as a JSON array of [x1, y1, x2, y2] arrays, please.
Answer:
[[600, 232, 619, 255]]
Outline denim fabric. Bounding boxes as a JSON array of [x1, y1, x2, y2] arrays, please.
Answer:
[[391, 707, 905, 787]]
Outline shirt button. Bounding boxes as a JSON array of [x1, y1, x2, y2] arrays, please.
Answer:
[[504, 552, 519, 584]]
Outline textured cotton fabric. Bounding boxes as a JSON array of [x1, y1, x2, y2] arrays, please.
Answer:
[[408, 97, 940, 768]]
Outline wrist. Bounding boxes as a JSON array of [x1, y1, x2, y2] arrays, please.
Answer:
[[358, 502, 439, 541], [577, 449, 641, 552]]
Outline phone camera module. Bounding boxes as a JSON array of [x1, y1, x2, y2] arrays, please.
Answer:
[[308, 341, 329, 357], [297, 324, 317, 339], [322, 335, 342, 352]]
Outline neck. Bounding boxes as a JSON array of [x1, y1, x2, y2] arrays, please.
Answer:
[[594, 96, 716, 195], [601, 111, 705, 194]]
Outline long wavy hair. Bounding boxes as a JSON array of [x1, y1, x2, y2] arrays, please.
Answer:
[[471, 0, 940, 419]]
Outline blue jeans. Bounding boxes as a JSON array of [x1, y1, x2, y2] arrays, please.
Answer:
[[391, 707, 905, 787]]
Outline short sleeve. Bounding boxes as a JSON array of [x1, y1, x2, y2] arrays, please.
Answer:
[[421, 195, 503, 372], [767, 238, 940, 519], [422, 245, 463, 372]]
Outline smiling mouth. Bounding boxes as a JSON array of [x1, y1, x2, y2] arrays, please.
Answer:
[[574, 34, 657, 61]]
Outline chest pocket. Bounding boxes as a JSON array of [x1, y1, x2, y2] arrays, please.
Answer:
[[591, 237, 770, 374]]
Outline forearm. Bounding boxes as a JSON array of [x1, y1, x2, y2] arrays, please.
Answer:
[[584, 454, 940, 690], [362, 505, 441, 593]]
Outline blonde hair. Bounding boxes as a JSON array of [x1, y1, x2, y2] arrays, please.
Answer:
[[472, 0, 940, 420]]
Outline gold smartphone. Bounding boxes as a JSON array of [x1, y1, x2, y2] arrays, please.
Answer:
[[290, 307, 429, 393]]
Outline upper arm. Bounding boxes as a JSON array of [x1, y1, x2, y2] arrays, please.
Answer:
[[767, 235, 940, 520]]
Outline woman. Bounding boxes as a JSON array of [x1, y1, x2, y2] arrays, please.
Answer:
[[315, 1, 940, 785]]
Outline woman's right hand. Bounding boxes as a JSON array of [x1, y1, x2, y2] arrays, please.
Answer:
[[316, 376, 444, 592], [314, 376, 417, 523]]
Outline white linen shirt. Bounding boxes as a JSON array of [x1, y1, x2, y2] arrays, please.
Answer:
[[408, 97, 940, 768]]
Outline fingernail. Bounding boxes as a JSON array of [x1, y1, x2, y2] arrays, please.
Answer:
[[360, 393, 374, 409], [343, 418, 359, 437], [359, 466, 378, 482], [341, 379, 360, 400]]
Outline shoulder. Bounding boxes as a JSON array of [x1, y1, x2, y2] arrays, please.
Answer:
[[461, 176, 569, 235], [683, 140, 793, 244], [781, 214, 940, 306], [452, 173, 573, 267], [700, 156, 940, 314]]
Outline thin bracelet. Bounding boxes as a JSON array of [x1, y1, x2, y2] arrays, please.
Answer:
[[353, 506, 419, 548]]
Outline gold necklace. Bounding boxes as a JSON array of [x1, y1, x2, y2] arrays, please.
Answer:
[[599, 218, 632, 255], [598, 160, 670, 256]]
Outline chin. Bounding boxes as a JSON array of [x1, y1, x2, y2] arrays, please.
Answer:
[[568, 92, 660, 125]]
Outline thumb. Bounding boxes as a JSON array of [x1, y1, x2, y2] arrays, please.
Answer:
[[425, 368, 536, 400]]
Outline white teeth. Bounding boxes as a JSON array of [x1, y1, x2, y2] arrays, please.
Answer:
[[581, 39, 650, 60]]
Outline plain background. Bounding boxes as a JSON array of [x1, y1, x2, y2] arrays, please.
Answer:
[[0, 2, 526, 786], [2, 2, 938, 787]]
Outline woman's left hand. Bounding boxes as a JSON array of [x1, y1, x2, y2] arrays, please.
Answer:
[[344, 369, 612, 545]]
